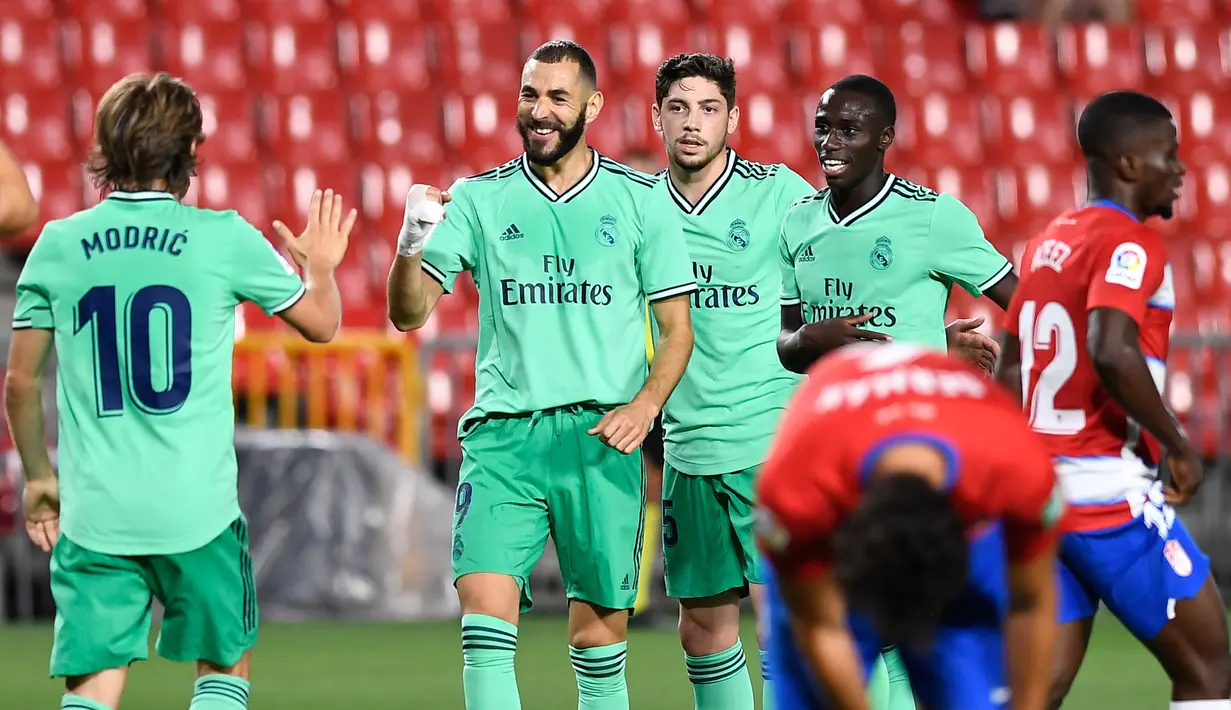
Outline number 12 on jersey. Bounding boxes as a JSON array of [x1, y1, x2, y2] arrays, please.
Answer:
[[1018, 300, 1086, 436], [74, 285, 193, 417]]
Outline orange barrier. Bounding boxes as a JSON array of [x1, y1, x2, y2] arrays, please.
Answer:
[[232, 332, 421, 462]]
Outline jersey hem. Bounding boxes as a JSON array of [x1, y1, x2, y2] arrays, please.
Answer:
[[268, 284, 307, 315], [663, 450, 765, 476], [977, 260, 1014, 292], [421, 260, 452, 293], [62, 508, 241, 557], [647, 282, 698, 301]]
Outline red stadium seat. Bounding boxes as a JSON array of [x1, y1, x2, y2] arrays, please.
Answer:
[[246, 20, 340, 93], [189, 163, 273, 227], [708, 23, 790, 91], [520, 0, 609, 26], [0, 19, 66, 92], [241, 0, 332, 22], [995, 164, 1085, 239], [1136, 0, 1217, 25], [879, 22, 968, 96], [62, 0, 147, 21], [197, 92, 260, 164], [982, 95, 1078, 167], [586, 110, 629, 159], [259, 94, 352, 166], [605, 0, 690, 24], [1145, 26, 1230, 95], [615, 92, 659, 154], [335, 0, 425, 22], [340, 20, 432, 94], [781, 0, 867, 26], [1, 92, 76, 164], [965, 23, 1058, 96], [737, 93, 813, 173], [1178, 163, 1231, 239], [872, 0, 959, 23], [608, 23, 706, 87], [430, 0, 513, 22], [1056, 23, 1146, 95], [3, 0, 55, 20], [68, 20, 156, 96], [439, 92, 523, 171], [359, 163, 415, 231], [1142, 25, 1231, 94], [788, 24, 877, 89], [351, 91, 445, 167], [697, 0, 782, 25], [926, 165, 999, 237], [160, 22, 249, 93], [894, 93, 984, 168], [154, 0, 242, 24], [1173, 92, 1231, 166], [434, 21, 522, 90], [18, 162, 86, 249], [519, 23, 612, 80]]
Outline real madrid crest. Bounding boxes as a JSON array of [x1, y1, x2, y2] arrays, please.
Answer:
[[595, 214, 619, 247], [727, 218, 751, 251], [869, 235, 893, 270]]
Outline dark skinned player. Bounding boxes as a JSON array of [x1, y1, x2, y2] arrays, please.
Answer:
[[774, 73, 1017, 709], [995, 90, 1231, 710], [777, 75, 1014, 379]]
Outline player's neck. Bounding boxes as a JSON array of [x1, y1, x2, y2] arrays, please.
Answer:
[[830, 168, 889, 220], [529, 145, 594, 196], [667, 148, 730, 205], [868, 443, 948, 489], [1086, 187, 1145, 221], [115, 179, 169, 193]]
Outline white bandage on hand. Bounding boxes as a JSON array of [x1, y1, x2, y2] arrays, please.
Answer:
[[397, 184, 446, 258]]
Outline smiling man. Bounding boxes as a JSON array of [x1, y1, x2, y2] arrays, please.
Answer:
[[772, 74, 1018, 710], [386, 40, 697, 710]]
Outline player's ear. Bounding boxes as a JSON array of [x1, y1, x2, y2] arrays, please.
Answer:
[[651, 102, 663, 134], [585, 90, 604, 123], [1116, 153, 1142, 182], [727, 104, 740, 137], [878, 125, 895, 153]]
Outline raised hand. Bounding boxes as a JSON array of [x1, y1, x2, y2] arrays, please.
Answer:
[[273, 188, 358, 272], [946, 317, 1000, 374]]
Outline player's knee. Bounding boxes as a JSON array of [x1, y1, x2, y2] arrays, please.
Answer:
[[677, 593, 742, 655], [456, 573, 521, 625], [198, 651, 251, 681], [1187, 649, 1231, 698], [65, 668, 127, 709], [568, 601, 628, 649]]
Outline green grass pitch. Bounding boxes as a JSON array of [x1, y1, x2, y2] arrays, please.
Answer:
[[1, 613, 1176, 708]]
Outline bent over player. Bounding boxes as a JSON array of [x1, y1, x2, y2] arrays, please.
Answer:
[[6, 73, 354, 710], [387, 41, 696, 710], [996, 90, 1231, 709], [651, 53, 814, 710], [757, 344, 1064, 710]]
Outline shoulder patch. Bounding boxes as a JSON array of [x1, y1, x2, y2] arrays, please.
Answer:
[[1104, 241, 1148, 290], [889, 178, 938, 202]]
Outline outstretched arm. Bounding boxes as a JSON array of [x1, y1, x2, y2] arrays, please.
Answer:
[[0, 140, 37, 236], [779, 574, 872, 710]]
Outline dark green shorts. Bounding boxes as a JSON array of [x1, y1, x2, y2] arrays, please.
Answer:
[[452, 405, 647, 612], [49, 518, 258, 678], [662, 463, 763, 599]]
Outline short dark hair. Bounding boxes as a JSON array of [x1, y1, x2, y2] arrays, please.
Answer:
[[1077, 90, 1173, 161], [528, 40, 598, 88], [87, 72, 204, 197], [828, 74, 897, 127], [654, 53, 737, 107], [833, 475, 967, 645]]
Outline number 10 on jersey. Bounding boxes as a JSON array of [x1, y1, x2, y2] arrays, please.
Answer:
[[74, 285, 193, 417], [1018, 300, 1086, 436]]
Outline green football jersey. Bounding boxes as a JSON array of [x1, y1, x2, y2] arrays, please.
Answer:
[[12, 190, 306, 556], [779, 175, 1012, 351], [657, 152, 814, 475], [422, 151, 697, 435]]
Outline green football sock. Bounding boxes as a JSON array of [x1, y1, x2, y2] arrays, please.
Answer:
[[189, 674, 250, 710], [759, 648, 774, 710], [882, 647, 916, 710], [866, 653, 891, 710], [461, 614, 521, 710], [684, 641, 754, 710], [61, 695, 114, 710], [570, 642, 629, 710]]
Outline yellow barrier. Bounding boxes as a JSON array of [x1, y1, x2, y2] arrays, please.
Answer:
[[232, 331, 421, 461]]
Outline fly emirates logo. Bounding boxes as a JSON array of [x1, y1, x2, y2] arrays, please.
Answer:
[[813, 365, 987, 413]]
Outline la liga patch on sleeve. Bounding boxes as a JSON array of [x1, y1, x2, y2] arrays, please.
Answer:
[[1104, 242, 1147, 290]]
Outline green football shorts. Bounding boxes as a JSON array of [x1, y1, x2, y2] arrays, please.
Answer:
[[452, 404, 647, 613], [49, 517, 258, 678], [662, 463, 764, 600]]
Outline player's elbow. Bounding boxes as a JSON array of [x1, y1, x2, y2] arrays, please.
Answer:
[[1086, 337, 1131, 377], [0, 192, 38, 237], [777, 334, 809, 374], [3, 369, 40, 409], [387, 306, 427, 332]]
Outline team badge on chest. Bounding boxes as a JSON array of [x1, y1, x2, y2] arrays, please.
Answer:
[[870, 235, 894, 270], [727, 219, 750, 251], [595, 214, 619, 247]]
